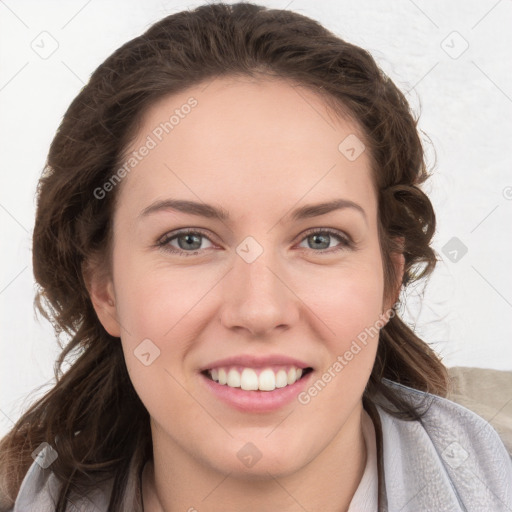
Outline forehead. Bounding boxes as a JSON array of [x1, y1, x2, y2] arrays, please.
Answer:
[[116, 76, 376, 221]]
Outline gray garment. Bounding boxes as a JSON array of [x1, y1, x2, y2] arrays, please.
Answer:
[[5, 379, 512, 512]]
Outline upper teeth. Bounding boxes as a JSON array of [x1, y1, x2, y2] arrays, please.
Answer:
[[208, 366, 304, 391]]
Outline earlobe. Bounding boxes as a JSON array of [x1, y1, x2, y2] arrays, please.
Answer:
[[390, 236, 405, 307], [83, 261, 121, 338], [391, 250, 405, 305], [384, 236, 406, 315]]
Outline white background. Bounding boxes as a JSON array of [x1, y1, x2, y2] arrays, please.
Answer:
[[1, 0, 511, 438]]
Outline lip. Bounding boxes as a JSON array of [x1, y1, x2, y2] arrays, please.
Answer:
[[200, 369, 314, 413], [199, 354, 312, 372]]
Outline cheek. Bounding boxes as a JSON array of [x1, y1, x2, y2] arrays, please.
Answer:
[[293, 252, 385, 408], [112, 259, 204, 428], [111, 251, 225, 417], [331, 275, 384, 342], [293, 266, 384, 431], [113, 249, 203, 341], [298, 252, 385, 345]]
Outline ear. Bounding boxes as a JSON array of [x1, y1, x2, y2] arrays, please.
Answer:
[[82, 257, 121, 338], [383, 236, 405, 314]]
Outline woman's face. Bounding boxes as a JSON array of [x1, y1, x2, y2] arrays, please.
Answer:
[[92, 76, 400, 478]]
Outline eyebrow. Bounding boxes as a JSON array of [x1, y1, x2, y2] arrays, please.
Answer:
[[139, 198, 367, 224]]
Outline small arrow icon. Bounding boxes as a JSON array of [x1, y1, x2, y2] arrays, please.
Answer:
[[338, 134, 365, 161], [31, 442, 59, 468], [441, 441, 468, 468], [134, 339, 161, 366], [30, 31, 59, 60], [237, 442, 262, 467], [442, 236, 467, 263], [440, 31, 469, 59], [236, 236, 263, 263]]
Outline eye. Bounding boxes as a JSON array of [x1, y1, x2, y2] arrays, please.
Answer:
[[157, 228, 215, 255], [296, 228, 353, 254], [156, 227, 353, 256]]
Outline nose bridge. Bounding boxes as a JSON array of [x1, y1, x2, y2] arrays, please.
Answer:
[[220, 236, 298, 335]]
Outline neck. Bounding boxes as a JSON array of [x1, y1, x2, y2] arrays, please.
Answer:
[[142, 405, 368, 512]]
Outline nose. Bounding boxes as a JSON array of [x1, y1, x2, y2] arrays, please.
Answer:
[[219, 248, 300, 338]]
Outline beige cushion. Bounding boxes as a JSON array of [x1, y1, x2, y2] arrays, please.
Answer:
[[447, 366, 512, 457]]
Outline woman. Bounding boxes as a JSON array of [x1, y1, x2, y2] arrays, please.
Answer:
[[1, 2, 510, 511]]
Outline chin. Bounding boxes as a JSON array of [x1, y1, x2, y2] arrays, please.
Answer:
[[201, 437, 314, 479]]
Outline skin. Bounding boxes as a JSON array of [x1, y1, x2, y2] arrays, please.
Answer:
[[88, 75, 404, 511]]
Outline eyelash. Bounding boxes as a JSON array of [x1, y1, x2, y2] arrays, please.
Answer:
[[156, 227, 354, 256]]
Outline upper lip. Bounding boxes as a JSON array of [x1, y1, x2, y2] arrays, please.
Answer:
[[200, 354, 313, 372]]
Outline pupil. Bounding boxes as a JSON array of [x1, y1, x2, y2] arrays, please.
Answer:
[[311, 233, 329, 249], [180, 234, 200, 250]]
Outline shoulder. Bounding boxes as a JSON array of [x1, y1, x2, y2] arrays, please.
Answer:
[[376, 379, 512, 511], [6, 444, 112, 512]]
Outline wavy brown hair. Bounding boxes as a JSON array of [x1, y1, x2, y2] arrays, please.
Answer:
[[0, 2, 449, 510]]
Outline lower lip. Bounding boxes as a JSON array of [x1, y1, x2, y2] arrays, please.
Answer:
[[200, 371, 313, 413]]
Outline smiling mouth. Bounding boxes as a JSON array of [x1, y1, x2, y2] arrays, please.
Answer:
[[201, 366, 313, 392]]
